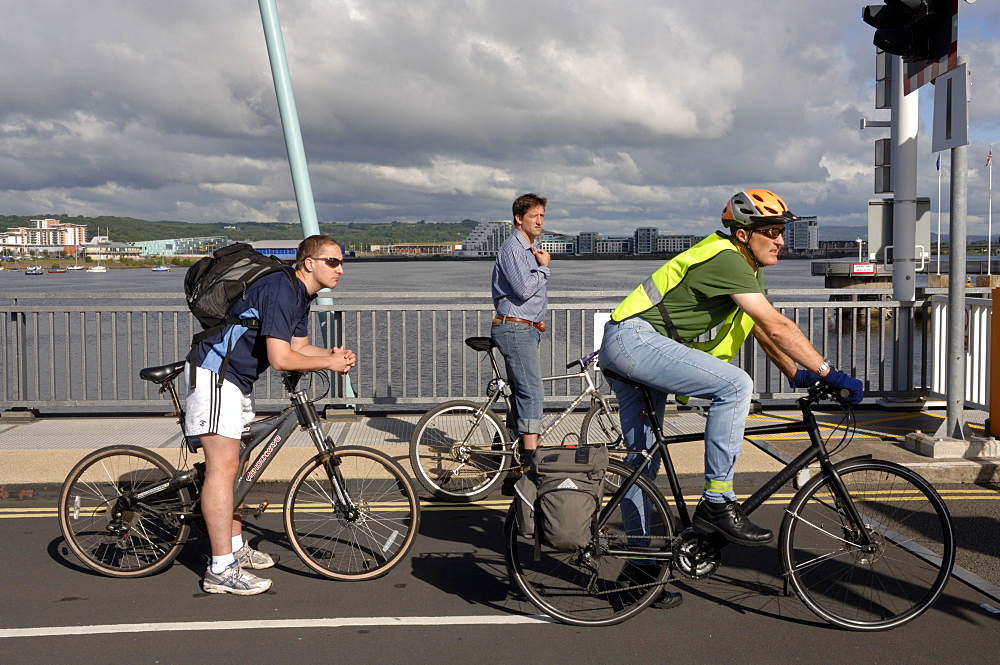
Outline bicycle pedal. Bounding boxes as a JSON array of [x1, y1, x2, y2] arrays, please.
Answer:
[[252, 500, 270, 518]]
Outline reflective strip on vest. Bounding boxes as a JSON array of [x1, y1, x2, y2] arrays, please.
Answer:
[[610, 232, 756, 363]]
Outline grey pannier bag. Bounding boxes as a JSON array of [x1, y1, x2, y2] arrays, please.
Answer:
[[513, 445, 609, 550]]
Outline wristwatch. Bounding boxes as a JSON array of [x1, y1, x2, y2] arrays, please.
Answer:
[[816, 360, 832, 376]]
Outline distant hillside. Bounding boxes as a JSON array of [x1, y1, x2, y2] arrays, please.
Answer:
[[0, 215, 479, 246]]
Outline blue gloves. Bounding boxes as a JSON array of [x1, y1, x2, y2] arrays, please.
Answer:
[[822, 369, 864, 404], [794, 368, 863, 404], [793, 370, 821, 388]]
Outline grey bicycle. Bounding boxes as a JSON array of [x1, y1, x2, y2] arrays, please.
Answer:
[[59, 361, 420, 580]]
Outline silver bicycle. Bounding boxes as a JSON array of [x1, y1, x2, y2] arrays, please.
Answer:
[[408, 336, 622, 502]]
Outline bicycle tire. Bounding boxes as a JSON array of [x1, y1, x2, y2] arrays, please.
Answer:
[[58, 445, 192, 578], [408, 400, 512, 502], [580, 398, 622, 449], [284, 446, 421, 581], [779, 458, 955, 631], [504, 460, 674, 626]]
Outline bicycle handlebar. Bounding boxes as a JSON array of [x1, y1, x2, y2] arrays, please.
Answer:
[[804, 381, 853, 408], [566, 350, 599, 370]]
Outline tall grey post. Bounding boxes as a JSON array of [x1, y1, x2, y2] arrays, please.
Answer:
[[891, 55, 918, 394], [936, 143, 969, 439]]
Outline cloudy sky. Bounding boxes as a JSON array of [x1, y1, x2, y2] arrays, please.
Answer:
[[2, 0, 997, 236]]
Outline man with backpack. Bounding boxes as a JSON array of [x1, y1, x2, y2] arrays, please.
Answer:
[[185, 234, 356, 595]]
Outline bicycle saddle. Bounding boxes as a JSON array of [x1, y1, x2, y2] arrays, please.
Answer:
[[465, 337, 496, 352], [139, 361, 186, 384], [598, 367, 636, 388]]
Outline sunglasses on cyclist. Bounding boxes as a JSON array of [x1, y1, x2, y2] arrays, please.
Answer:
[[751, 227, 785, 240], [313, 256, 343, 269]]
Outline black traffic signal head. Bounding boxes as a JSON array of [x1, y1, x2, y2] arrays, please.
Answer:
[[863, 0, 953, 64]]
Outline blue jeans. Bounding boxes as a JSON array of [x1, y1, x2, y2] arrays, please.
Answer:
[[491, 321, 543, 435], [599, 317, 754, 503]]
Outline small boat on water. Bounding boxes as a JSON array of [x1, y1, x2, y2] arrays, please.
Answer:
[[86, 264, 108, 273], [66, 264, 85, 271], [25, 265, 45, 275], [151, 264, 171, 272], [48, 268, 68, 273]]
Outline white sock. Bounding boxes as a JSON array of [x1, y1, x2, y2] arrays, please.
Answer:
[[232, 534, 245, 552], [211, 553, 236, 574]]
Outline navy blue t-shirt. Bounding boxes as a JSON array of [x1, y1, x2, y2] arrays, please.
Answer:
[[193, 271, 314, 394]]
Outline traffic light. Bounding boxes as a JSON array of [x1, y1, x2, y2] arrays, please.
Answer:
[[862, 0, 954, 65]]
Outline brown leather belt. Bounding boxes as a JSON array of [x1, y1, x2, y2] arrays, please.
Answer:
[[492, 316, 546, 333]]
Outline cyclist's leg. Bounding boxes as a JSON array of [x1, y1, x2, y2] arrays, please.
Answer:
[[185, 365, 270, 593], [600, 317, 752, 502]]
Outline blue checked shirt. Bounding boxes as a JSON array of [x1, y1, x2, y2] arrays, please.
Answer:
[[491, 231, 549, 322]]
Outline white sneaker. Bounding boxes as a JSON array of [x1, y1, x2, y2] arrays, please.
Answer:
[[203, 561, 272, 595], [235, 543, 277, 570]]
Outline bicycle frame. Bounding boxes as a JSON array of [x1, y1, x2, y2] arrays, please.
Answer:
[[142, 370, 351, 518], [597, 385, 877, 555], [479, 344, 613, 443]]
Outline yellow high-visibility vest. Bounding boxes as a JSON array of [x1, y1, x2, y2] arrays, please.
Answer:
[[610, 232, 756, 362]]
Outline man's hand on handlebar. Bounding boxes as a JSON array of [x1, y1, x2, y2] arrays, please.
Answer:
[[794, 368, 863, 405]]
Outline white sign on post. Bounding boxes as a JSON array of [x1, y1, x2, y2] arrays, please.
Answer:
[[932, 62, 969, 153]]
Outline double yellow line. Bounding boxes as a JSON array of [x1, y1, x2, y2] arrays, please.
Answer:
[[6, 487, 996, 520]]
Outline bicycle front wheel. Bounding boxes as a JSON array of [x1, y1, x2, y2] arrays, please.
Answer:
[[409, 400, 511, 502], [779, 459, 955, 631], [58, 445, 191, 578], [580, 398, 622, 449], [504, 460, 674, 626], [284, 446, 421, 581]]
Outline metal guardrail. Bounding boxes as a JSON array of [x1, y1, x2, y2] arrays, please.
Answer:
[[0, 289, 987, 413]]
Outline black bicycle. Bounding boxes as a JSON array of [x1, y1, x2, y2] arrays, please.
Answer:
[[59, 361, 420, 581], [504, 371, 956, 629]]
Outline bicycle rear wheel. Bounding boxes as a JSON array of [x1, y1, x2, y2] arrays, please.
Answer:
[[409, 400, 511, 502], [284, 446, 421, 581], [580, 398, 622, 449], [58, 445, 191, 578], [780, 459, 955, 631], [504, 460, 674, 626]]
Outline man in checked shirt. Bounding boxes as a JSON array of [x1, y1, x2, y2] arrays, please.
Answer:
[[491, 193, 550, 472]]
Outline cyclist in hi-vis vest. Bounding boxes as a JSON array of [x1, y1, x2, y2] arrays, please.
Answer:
[[600, 189, 864, 548]]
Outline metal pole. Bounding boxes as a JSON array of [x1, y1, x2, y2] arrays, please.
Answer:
[[257, 0, 354, 399], [891, 54, 917, 393], [258, 0, 319, 236], [936, 141, 969, 439], [937, 156, 942, 274]]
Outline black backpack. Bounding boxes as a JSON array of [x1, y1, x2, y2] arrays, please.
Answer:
[[184, 243, 297, 388]]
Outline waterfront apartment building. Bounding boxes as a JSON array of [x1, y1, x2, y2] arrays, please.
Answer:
[[634, 227, 657, 254], [576, 232, 599, 255], [656, 235, 695, 254], [456, 219, 513, 257], [0, 218, 88, 255], [539, 236, 575, 255], [785, 217, 819, 253]]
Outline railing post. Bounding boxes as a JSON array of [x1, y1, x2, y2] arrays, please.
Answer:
[[991, 287, 999, 437]]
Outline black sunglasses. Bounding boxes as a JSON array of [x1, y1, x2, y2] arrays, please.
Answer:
[[313, 256, 343, 269], [751, 227, 785, 239]]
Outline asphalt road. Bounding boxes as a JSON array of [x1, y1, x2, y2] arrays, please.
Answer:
[[1, 486, 998, 665]]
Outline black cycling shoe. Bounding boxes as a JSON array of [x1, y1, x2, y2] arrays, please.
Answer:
[[653, 590, 684, 610], [692, 499, 773, 546]]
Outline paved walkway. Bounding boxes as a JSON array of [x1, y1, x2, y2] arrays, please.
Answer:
[[1, 405, 997, 491]]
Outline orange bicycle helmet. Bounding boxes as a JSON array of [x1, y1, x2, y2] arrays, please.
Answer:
[[721, 189, 798, 228]]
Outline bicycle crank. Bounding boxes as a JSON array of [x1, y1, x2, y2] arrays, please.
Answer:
[[672, 529, 722, 580]]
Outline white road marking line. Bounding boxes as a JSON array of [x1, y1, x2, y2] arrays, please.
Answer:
[[0, 614, 554, 639]]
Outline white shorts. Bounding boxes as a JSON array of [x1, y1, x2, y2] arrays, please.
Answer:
[[184, 364, 255, 440]]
